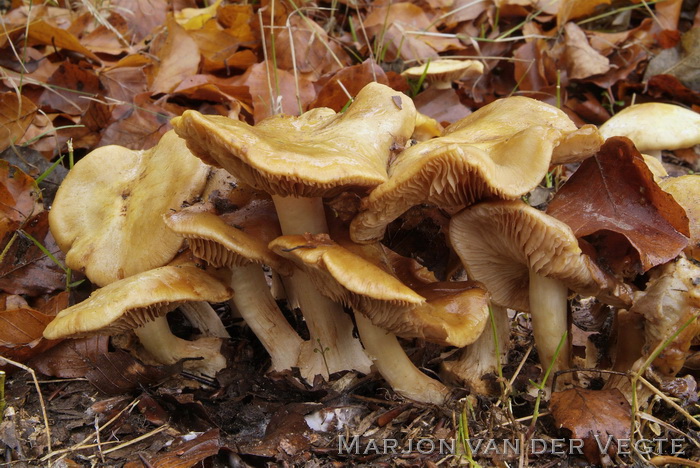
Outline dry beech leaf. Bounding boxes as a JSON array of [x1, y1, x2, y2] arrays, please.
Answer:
[[564, 22, 610, 79], [0, 211, 67, 295], [38, 62, 100, 115], [310, 60, 389, 111], [414, 87, 472, 125], [123, 429, 220, 468], [547, 137, 689, 276], [550, 388, 631, 464], [0, 161, 42, 235], [29, 336, 109, 379], [26, 20, 101, 63], [99, 93, 179, 149], [85, 349, 182, 395], [0, 306, 59, 368], [150, 17, 201, 95], [111, 0, 168, 43], [0, 93, 37, 151]]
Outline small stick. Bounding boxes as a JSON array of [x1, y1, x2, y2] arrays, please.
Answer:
[[88, 424, 170, 458], [637, 375, 700, 429], [0, 357, 52, 462]]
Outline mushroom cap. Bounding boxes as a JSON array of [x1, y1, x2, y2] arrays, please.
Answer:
[[49, 131, 209, 286], [172, 82, 417, 198], [449, 200, 633, 311], [164, 209, 291, 274], [599, 102, 700, 151], [43, 265, 233, 339], [269, 234, 490, 346], [402, 59, 484, 88], [661, 175, 700, 260], [350, 96, 602, 243]]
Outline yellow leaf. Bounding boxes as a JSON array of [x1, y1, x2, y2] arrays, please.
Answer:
[[26, 20, 101, 63]]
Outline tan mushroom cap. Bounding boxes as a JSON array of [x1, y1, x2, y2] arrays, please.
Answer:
[[350, 96, 603, 243], [269, 234, 490, 346], [402, 59, 484, 89], [599, 102, 700, 151], [49, 131, 209, 286], [449, 200, 633, 311], [172, 82, 417, 198], [661, 175, 700, 260], [43, 265, 233, 339]]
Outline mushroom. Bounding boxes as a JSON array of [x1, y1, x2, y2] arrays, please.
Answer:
[[269, 233, 491, 404], [164, 201, 306, 375], [172, 82, 417, 378], [449, 200, 633, 382], [350, 96, 603, 244], [43, 265, 234, 376], [660, 175, 700, 261], [402, 59, 484, 90], [599, 102, 700, 160]]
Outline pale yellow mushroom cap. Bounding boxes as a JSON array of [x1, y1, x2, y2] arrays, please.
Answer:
[[402, 59, 484, 89], [49, 131, 209, 286], [661, 175, 700, 260]]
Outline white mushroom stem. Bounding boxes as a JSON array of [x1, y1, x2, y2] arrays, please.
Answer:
[[179, 302, 230, 338], [528, 271, 570, 382], [134, 315, 227, 377], [354, 312, 449, 405], [272, 194, 372, 379], [229, 263, 303, 372], [441, 305, 510, 394]]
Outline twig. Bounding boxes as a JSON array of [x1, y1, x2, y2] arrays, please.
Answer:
[[0, 357, 52, 463], [649, 455, 700, 467], [88, 424, 170, 458], [637, 376, 700, 429]]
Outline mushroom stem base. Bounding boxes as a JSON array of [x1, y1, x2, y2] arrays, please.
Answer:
[[135, 315, 226, 377], [355, 311, 449, 405], [230, 263, 303, 372], [179, 302, 230, 338]]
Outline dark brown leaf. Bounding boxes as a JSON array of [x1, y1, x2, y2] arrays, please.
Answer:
[[0, 93, 37, 151], [85, 349, 182, 395], [0, 212, 67, 295], [0, 161, 42, 239], [38, 62, 100, 115], [311, 60, 389, 112], [550, 388, 631, 464], [547, 137, 690, 276], [29, 336, 109, 378], [124, 429, 220, 468]]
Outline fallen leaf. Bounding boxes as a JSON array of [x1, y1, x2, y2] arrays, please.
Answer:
[[644, 27, 700, 90], [124, 429, 220, 468], [150, 17, 201, 95], [0, 161, 42, 239], [0, 211, 67, 295], [85, 349, 182, 395], [25, 20, 101, 63], [547, 137, 690, 276], [0, 306, 59, 368], [550, 388, 631, 464], [564, 22, 610, 79], [38, 62, 100, 115], [414, 87, 472, 125], [217, 4, 256, 43], [174, 0, 222, 30], [310, 60, 389, 111], [557, 0, 611, 25], [188, 20, 255, 73], [79, 12, 131, 55], [29, 336, 109, 378], [111, 0, 168, 43], [0, 93, 37, 151]]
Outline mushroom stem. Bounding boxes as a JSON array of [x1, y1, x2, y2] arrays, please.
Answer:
[[179, 302, 230, 338], [441, 305, 510, 394], [271, 194, 372, 378], [134, 315, 227, 376], [528, 271, 570, 382], [354, 311, 449, 405], [229, 263, 303, 372]]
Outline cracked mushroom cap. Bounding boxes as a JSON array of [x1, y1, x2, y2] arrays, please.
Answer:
[[43, 265, 233, 339], [350, 96, 603, 243], [172, 82, 417, 198], [402, 59, 484, 89], [661, 175, 700, 260], [449, 200, 633, 311], [599, 102, 700, 152], [269, 234, 490, 346], [49, 131, 210, 286]]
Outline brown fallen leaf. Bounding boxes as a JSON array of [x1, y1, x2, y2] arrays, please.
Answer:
[[564, 22, 610, 79], [26, 20, 101, 63], [550, 387, 631, 464], [38, 62, 101, 115], [310, 60, 389, 112], [547, 137, 690, 277], [0, 93, 38, 151], [0, 305, 60, 370], [0, 161, 42, 238], [645, 27, 700, 91], [112, 0, 168, 43], [123, 429, 220, 468], [85, 349, 183, 395], [29, 336, 109, 379], [414, 87, 471, 125], [150, 17, 201, 95], [0, 212, 68, 295]]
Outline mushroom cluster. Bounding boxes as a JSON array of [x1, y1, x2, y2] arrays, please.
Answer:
[[44, 81, 699, 406]]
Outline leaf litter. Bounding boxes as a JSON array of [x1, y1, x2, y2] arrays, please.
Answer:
[[1, 0, 700, 466]]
